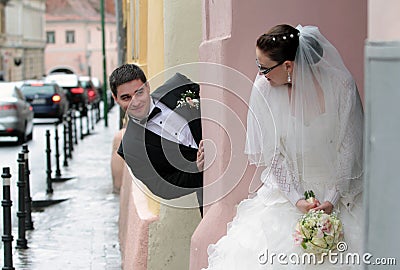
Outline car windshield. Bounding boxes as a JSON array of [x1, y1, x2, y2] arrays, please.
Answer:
[[45, 74, 79, 87], [21, 85, 55, 95], [0, 85, 16, 97], [79, 81, 91, 88]]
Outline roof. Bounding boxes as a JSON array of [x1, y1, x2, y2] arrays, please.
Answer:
[[46, 0, 115, 22]]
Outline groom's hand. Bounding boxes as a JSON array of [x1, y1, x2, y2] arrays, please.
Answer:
[[196, 140, 204, 172]]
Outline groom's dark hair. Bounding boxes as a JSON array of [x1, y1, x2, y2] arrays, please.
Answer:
[[109, 63, 147, 96]]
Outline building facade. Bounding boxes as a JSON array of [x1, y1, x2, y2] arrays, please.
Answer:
[[45, 0, 117, 84], [0, 0, 46, 81]]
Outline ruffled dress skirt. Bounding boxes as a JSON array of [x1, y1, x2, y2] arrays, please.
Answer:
[[203, 184, 363, 270]]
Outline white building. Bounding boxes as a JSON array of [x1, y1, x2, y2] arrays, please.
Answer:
[[0, 0, 46, 81]]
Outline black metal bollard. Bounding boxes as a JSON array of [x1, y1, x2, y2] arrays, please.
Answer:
[[67, 112, 74, 153], [45, 130, 54, 194], [94, 103, 98, 123], [2, 167, 15, 270], [86, 107, 90, 135], [79, 110, 84, 140], [16, 153, 28, 249], [52, 126, 75, 183], [64, 118, 72, 159], [97, 102, 101, 123], [72, 110, 78, 145], [90, 105, 95, 130], [54, 124, 62, 177], [68, 111, 75, 146], [63, 120, 69, 167], [21, 145, 34, 230]]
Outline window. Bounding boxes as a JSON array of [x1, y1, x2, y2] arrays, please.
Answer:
[[66, 30, 75, 44], [87, 29, 91, 44], [46, 31, 55, 44]]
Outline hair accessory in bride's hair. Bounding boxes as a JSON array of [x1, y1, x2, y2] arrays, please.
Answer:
[[265, 32, 299, 42]]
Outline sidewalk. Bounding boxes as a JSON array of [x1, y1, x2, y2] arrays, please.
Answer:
[[9, 107, 122, 270]]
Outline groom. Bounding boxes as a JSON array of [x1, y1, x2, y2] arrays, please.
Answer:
[[109, 64, 204, 214]]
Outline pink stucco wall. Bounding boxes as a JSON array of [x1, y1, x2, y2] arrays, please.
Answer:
[[191, 1, 367, 269], [225, 0, 367, 98], [368, 0, 400, 41], [45, 20, 117, 83], [118, 164, 158, 270]]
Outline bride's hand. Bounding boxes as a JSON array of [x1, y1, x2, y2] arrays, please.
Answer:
[[295, 199, 320, 214], [312, 201, 334, 214]]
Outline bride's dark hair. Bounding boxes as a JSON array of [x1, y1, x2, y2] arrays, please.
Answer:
[[257, 24, 300, 62], [257, 24, 323, 64]]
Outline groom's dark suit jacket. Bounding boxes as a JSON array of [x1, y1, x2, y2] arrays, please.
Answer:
[[118, 73, 203, 205]]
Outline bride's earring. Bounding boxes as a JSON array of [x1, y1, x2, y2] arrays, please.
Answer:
[[287, 72, 291, 83]]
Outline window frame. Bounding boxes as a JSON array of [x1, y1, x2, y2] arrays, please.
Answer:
[[66, 30, 75, 44], [46, 31, 56, 44]]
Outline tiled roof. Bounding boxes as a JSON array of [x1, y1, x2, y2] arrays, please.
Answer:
[[46, 0, 115, 21]]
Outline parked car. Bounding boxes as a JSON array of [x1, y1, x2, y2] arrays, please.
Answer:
[[90, 76, 103, 97], [89, 76, 115, 109], [106, 88, 115, 109], [45, 73, 88, 115], [20, 81, 69, 120], [78, 76, 101, 107], [0, 82, 34, 144]]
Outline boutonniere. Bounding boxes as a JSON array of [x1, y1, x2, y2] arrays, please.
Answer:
[[176, 90, 200, 109]]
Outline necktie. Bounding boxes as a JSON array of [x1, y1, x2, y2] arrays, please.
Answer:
[[140, 107, 161, 124]]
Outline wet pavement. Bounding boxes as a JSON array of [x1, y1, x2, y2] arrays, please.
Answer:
[[1, 107, 122, 269]]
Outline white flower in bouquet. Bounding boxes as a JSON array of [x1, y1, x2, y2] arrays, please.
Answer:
[[293, 190, 344, 254], [176, 90, 200, 109]]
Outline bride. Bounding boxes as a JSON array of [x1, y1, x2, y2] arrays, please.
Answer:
[[204, 25, 364, 269]]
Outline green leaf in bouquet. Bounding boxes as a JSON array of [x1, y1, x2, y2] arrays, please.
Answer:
[[304, 190, 315, 200]]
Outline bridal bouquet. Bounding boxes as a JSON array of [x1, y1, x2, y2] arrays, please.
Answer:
[[176, 90, 200, 109], [293, 190, 344, 254]]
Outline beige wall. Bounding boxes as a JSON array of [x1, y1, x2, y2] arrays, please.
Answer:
[[118, 1, 203, 269], [146, 0, 165, 78], [164, 0, 202, 69], [146, 1, 203, 268], [124, 0, 165, 82], [125, 0, 149, 75]]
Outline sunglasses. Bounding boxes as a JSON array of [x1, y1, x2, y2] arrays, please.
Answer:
[[256, 59, 283, 75]]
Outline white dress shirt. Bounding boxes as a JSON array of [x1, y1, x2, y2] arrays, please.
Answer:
[[131, 99, 198, 149]]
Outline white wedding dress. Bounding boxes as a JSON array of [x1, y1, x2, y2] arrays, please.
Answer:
[[204, 114, 364, 270]]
